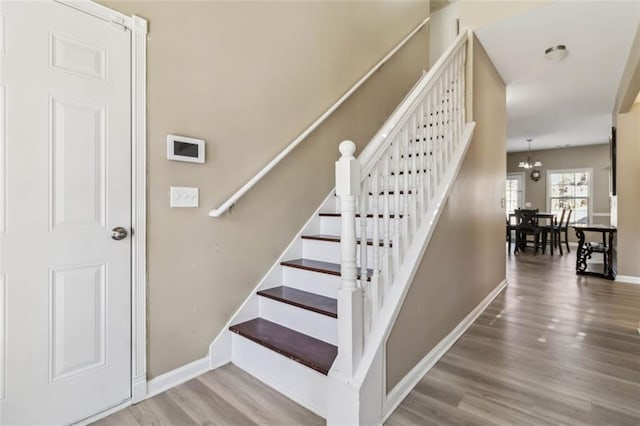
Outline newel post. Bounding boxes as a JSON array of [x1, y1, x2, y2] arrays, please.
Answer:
[[333, 140, 364, 378]]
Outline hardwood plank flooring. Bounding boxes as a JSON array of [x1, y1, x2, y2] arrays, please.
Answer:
[[387, 249, 640, 425], [96, 249, 639, 425], [92, 364, 323, 426]]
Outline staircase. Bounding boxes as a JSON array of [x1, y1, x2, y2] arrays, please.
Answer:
[[210, 30, 474, 424], [225, 202, 368, 416]]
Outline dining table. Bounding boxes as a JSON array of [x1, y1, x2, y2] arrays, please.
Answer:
[[508, 211, 556, 224], [508, 211, 557, 254]]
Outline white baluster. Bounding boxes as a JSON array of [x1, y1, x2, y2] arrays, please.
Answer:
[[334, 140, 363, 378], [454, 54, 461, 149], [438, 76, 445, 183], [382, 148, 392, 296], [446, 65, 453, 162], [370, 164, 381, 323], [393, 138, 401, 272], [359, 178, 368, 282], [417, 103, 426, 218], [402, 127, 410, 252], [426, 95, 433, 203], [410, 113, 418, 236], [359, 177, 369, 333]]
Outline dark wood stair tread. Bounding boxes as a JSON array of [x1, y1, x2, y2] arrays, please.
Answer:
[[257, 286, 337, 318], [319, 212, 404, 219], [281, 258, 373, 281], [229, 318, 337, 375], [301, 234, 391, 247]]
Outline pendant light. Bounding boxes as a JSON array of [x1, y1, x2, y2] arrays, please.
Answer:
[[518, 139, 542, 169]]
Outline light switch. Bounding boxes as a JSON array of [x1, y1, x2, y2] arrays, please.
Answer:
[[170, 186, 199, 208]]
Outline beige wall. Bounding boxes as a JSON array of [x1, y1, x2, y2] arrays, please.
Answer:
[[615, 102, 640, 277], [614, 20, 640, 116], [386, 37, 506, 391], [506, 144, 612, 237], [458, 0, 552, 30], [99, 0, 430, 378]]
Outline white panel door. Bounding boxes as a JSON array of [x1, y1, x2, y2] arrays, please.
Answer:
[[0, 1, 132, 424]]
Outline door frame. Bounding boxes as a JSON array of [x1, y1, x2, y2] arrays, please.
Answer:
[[54, 0, 149, 408]]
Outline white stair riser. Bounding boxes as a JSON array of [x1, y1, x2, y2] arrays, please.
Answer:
[[320, 216, 408, 240], [303, 238, 380, 266], [282, 266, 341, 299], [232, 334, 328, 417], [258, 297, 337, 345]]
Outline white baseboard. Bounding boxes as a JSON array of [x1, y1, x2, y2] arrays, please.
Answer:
[[146, 356, 211, 399], [616, 275, 640, 285], [382, 278, 508, 421], [132, 376, 147, 403]]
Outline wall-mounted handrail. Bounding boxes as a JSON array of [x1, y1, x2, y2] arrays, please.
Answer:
[[209, 17, 430, 217]]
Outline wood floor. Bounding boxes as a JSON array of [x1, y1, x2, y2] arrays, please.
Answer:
[[93, 364, 323, 426], [387, 249, 640, 425], [95, 249, 640, 425]]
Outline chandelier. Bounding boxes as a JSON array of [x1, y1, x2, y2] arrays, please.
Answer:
[[518, 139, 542, 169]]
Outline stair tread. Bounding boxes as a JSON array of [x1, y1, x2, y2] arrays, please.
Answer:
[[229, 318, 337, 375], [319, 212, 404, 218], [302, 234, 391, 247], [257, 286, 337, 318], [281, 258, 373, 281]]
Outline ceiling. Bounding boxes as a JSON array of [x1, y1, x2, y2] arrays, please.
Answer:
[[475, 0, 640, 153]]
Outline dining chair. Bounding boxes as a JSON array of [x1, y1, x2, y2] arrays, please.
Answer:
[[544, 208, 566, 256], [506, 215, 518, 255], [514, 209, 544, 254], [558, 208, 572, 253]]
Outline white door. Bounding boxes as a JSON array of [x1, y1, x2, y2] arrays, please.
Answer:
[[1, 1, 132, 424]]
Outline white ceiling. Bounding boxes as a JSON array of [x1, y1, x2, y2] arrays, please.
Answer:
[[475, 0, 640, 153]]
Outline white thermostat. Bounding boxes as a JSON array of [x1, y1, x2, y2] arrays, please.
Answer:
[[167, 134, 205, 163]]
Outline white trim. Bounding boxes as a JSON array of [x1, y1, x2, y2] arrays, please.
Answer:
[[146, 357, 210, 400], [54, 0, 138, 29], [382, 278, 508, 421], [615, 275, 640, 285], [130, 14, 148, 404], [209, 17, 430, 217], [546, 167, 593, 224], [72, 400, 132, 426]]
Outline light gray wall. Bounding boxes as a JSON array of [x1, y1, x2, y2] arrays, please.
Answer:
[[507, 144, 611, 232]]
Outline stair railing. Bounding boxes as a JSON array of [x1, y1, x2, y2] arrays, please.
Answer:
[[333, 29, 471, 378], [208, 18, 429, 218]]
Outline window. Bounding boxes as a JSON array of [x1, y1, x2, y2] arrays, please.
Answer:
[[548, 169, 591, 225], [505, 173, 524, 215]]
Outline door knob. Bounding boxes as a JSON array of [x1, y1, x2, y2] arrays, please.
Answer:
[[111, 226, 128, 240]]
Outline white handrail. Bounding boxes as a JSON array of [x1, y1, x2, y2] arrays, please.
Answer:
[[209, 17, 430, 217]]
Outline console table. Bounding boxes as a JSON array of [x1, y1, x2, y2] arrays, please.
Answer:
[[572, 224, 617, 280]]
